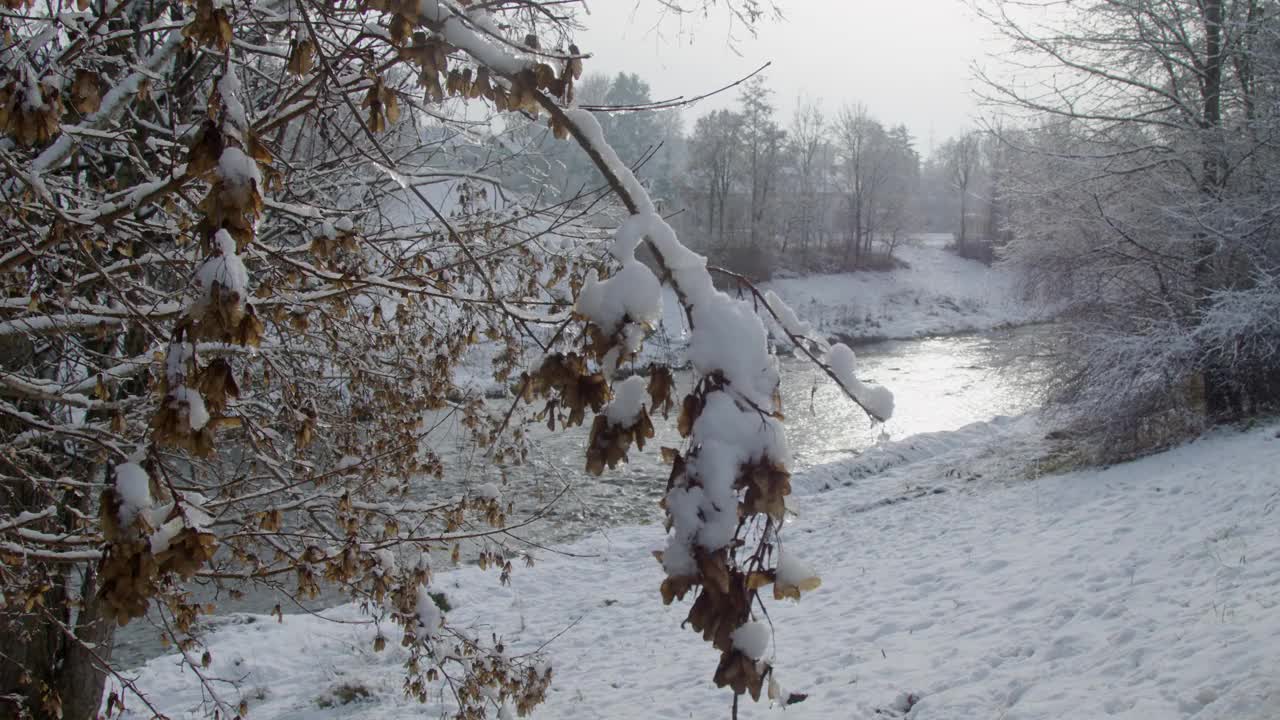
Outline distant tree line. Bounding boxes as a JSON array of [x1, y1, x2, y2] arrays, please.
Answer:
[[509, 72, 1009, 278]]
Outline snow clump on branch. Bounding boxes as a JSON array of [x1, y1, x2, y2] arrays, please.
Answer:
[[826, 343, 895, 423]]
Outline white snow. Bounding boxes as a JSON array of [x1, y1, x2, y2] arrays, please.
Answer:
[[114, 462, 151, 526], [661, 390, 792, 575], [142, 493, 212, 555], [373, 548, 397, 575], [217, 146, 262, 191], [414, 585, 443, 641], [764, 235, 1047, 342], [575, 263, 661, 335], [112, 419, 1280, 719], [192, 229, 250, 317], [21, 73, 44, 111], [686, 292, 780, 404], [170, 386, 210, 431], [826, 342, 859, 380], [604, 375, 646, 427], [731, 621, 771, 660], [850, 382, 895, 425], [217, 70, 247, 133], [774, 547, 820, 596], [763, 289, 814, 339], [165, 342, 194, 385], [149, 517, 185, 555]]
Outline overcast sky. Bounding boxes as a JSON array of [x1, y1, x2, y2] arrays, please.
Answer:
[[575, 0, 996, 158]]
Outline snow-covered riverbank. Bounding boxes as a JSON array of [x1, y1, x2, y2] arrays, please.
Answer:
[[764, 234, 1047, 343], [115, 417, 1280, 719], [451, 234, 1042, 396]]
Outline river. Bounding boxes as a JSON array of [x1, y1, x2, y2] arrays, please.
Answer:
[[478, 325, 1051, 540], [114, 325, 1051, 667]]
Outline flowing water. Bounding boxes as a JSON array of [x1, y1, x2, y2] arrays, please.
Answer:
[[114, 325, 1052, 667], [481, 325, 1052, 541]]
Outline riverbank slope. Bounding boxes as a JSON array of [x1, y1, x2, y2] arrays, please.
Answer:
[[763, 234, 1045, 343], [114, 417, 1280, 719]]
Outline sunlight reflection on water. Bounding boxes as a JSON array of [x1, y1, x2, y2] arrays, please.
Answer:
[[476, 326, 1052, 545]]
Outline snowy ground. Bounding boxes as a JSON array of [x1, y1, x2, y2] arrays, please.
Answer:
[[764, 234, 1046, 342], [115, 417, 1280, 719]]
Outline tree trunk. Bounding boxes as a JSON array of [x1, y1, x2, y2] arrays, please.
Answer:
[[0, 350, 121, 720], [718, 190, 727, 245], [1196, 0, 1235, 420], [0, 519, 114, 720], [711, 184, 721, 240]]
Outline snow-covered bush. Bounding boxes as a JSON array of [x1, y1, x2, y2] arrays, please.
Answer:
[[986, 1, 1280, 455]]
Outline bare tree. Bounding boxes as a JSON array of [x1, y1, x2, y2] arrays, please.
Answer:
[[835, 104, 875, 267], [739, 75, 786, 249], [787, 97, 830, 258], [836, 104, 908, 267], [981, 125, 1013, 249], [942, 131, 982, 255], [689, 108, 744, 246], [876, 124, 923, 258]]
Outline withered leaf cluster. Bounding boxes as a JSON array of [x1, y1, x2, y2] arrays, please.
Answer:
[[363, 75, 401, 133], [363, 0, 585, 135], [286, 38, 316, 76], [99, 488, 218, 626], [0, 78, 62, 146], [585, 403, 654, 475], [69, 69, 102, 114], [524, 353, 609, 430], [181, 0, 233, 51]]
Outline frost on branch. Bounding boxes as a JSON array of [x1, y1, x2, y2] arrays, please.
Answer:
[[0, 0, 884, 714], [4, 1, 592, 717]]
